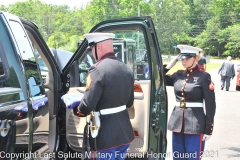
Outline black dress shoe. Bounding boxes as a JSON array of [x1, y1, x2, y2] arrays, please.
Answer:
[[221, 86, 224, 90], [226, 89, 229, 91]]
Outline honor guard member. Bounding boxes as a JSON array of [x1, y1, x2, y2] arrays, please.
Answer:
[[164, 45, 216, 160], [74, 33, 134, 160]]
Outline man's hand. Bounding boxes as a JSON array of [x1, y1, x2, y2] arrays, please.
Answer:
[[73, 106, 86, 117], [203, 134, 212, 141]]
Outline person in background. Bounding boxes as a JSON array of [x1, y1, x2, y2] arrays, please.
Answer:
[[218, 56, 235, 91], [236, 63, 240, 91], [198, 51, 206, 71], [74, 32, 134, 160], [164, 44, 216, 160]]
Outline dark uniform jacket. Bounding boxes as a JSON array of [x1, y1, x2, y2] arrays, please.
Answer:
[[78, 53, 134, 150], [165, 66, 216, 135]]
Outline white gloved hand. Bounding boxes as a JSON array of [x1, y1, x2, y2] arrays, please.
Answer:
[[203, 134, 212, 141], [165, 55, 179, 69]]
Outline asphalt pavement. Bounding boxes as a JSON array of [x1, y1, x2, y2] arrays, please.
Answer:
[[165, 60, 240, 160]]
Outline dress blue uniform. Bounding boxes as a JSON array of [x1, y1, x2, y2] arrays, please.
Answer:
[[75, 33, 134, 160], [165, 45, 216, 160]]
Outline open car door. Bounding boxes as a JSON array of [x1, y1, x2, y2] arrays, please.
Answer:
[[0, 11, 64, 158], [62, 16, 168, 158]]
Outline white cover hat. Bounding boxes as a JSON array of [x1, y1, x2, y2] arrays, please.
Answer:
[[177, 44, 202, 59], [84, 32, 115, 46]]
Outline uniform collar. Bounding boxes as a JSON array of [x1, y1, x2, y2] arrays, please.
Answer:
[[186, 65, 198, 73], [99, 52, 116, 60]]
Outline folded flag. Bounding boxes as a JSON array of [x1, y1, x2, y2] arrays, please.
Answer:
[[14, 97, 48, 112], [61, 93, 84, 109]]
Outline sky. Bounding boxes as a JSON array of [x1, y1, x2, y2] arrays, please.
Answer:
[[0, 0, 92, 8]]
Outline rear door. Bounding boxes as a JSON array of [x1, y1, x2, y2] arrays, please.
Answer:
[[62, 16, 168, 155], [0, 11, 63, 156]]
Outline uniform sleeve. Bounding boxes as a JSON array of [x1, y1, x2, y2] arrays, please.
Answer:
[[126, 87, 134, 108], [78, 66, 104, 115], [202, 74, 216, 135], [165, 73, 176, 86]]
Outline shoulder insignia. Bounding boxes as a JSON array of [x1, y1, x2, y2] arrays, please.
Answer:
[[86, 74, 92, 89], [209, 81, 214, 90]]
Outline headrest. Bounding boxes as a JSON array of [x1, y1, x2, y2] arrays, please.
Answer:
[[84, 32, 115, 46], [177, 44, 202, 59]]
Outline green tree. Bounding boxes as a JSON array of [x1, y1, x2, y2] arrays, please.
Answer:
[[82, 0, 152, 33], [150, 0, 191, 54], [221, 24, 240, 57]]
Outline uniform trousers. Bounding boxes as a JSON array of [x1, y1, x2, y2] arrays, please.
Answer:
[[172, 132, 205, 160], [96, 144, 130, 160], [220, 76, 231, 90]]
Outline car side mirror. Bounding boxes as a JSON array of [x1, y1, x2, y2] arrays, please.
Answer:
[[28, 76, 42, 97]]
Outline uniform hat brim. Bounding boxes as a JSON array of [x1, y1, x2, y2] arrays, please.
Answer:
[[84, 32, 115, 46], [179, 53, 196, 60], [177, 44, 202, 60]]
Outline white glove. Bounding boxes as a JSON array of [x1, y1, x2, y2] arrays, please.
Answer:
[[203, 134, 212, 141], [165, 55, 179, 69]]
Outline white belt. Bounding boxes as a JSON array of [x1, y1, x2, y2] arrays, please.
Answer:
[[175, 102, 204, 108], [100, 105, 126, 115]]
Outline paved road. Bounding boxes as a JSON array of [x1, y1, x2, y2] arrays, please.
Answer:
[[165, 61, 240, 160]]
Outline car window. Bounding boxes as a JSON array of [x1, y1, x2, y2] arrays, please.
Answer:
[[0, 18, 24, 104], [0, 57, 3, 75], [78, 50, 95, 85], [78, 29, 150, 83], [113, 30, 148, 80], [8, 20, 45, 99]]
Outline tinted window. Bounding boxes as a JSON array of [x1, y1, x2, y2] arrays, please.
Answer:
[[78, 30, 150, 81], [8, 20, 45, 98], [0, 57, 3, 75], [0, 18, 23, 104]]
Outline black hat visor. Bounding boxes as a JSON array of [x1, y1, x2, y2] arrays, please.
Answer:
[[179, 53, 196, 60]]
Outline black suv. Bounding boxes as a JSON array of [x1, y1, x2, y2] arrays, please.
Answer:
[[0, 11, 168, 159]]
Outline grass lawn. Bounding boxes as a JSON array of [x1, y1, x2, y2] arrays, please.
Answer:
[[164, 61, 221, 74]]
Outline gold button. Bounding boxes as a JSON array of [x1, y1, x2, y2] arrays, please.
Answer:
[[190, 70, 193, 72], [182, 97, 184, 100], [211, 128, 212, 130], [183, 82, 186, 85], [186, 79, 188, 81], [181, 87, 184, 90], [187, 74, 189, 76], [182, 93, 184, 95]]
